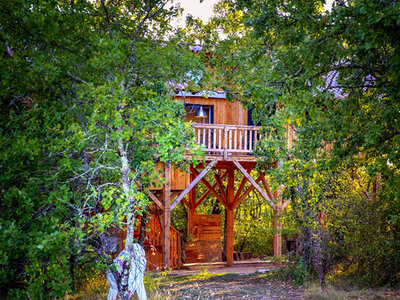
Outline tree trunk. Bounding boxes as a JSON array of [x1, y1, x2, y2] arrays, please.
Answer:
[[118, 139, 136, 299], [315, 211, 326, 289]]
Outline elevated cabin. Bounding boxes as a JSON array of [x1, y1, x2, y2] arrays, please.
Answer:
[[145, 91, 290, 269]]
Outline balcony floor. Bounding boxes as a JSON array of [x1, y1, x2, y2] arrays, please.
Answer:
[[184, 153, 257, 163]]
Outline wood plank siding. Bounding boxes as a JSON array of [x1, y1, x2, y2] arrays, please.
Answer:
[[175, 96, 248, 125]]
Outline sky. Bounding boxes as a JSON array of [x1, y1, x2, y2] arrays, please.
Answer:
[[176, 0, 335, 23], [177, 0, 219, 23]]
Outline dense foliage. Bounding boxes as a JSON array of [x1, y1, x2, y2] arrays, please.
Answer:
[[1, 0, 400, 297], [0, 0, 203, 298], [202, 0, 400, 287]]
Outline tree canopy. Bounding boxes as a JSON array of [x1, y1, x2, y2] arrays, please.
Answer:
[[1, 0, 400, 297], [203, 0, 400, 286], [1, 0, 203, 298]]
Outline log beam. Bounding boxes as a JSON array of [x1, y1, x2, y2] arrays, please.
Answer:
[[214, 173, 227, 200], [226, 166, 235, 266], [233, 176, 262, 209], [260, 174, 275, 202], [232, 160, 276, 210], [234, 175, 248, 202], [163, 163, 171, 269], [273, 206, 282, 262], [273, 188, 283, 265], [170, 160, 217, 210], [145, 189, 164, 211], [190, 167, 228, 208], [195, 171, 228, 208], [187, 172, 196, 235]]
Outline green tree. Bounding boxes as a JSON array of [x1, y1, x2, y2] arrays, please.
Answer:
[[205, 0, 400, 287], [0, 0, 203, 298]]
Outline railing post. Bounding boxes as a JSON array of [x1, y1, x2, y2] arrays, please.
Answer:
[[191, 123, 261, 157], [224, 126, 228, 159]]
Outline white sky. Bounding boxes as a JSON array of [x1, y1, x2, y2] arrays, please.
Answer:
[[177, 0, 219, 23], [176, 0, 335, 23]]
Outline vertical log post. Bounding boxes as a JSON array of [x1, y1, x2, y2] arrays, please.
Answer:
[[187, 172, 196, 236], [226, 166, 235, 266], [273, 185, 283, 265], [226, 209, 234, 266], [273, 207, 282, 258], [163, 163, 171, 269]]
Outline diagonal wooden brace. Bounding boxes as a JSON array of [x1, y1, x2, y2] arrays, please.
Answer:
[[195, 171, 228, 207], [214, 173, 227, 200], [232, 159, 276, 210], [191, 167, 228, 208], [170, 160, 217, 210], [145, 189, 164, 211]]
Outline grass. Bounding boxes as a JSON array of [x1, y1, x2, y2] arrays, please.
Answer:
[[305, 284, 400, 300]]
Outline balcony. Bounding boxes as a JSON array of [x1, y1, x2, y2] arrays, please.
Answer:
[[191, 123, 262, 161]]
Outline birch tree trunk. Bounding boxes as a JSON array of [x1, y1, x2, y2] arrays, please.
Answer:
[[118, 139, 136, 300]]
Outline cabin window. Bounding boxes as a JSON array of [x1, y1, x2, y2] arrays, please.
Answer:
[[248, 104, 275, 126], [184, 104, 214, 124], [247, 108, 260, 126]]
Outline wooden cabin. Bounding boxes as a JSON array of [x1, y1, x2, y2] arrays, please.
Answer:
[[144, 91, 292, 269]]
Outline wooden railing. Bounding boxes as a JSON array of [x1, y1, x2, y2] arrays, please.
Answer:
[[192, 123, 262, 158], [143, 215, 182, 270]]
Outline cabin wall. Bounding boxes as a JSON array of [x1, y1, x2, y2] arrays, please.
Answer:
[[186, 214, 222, 263], [175, 96, 248, 125], [150, 162, 190, 191]]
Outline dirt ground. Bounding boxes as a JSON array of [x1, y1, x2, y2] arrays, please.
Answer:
[[151, 262, 400, 300], [71, 261, 400, 299], [170, 260, 276, 276], [159, 273, 305, 299]]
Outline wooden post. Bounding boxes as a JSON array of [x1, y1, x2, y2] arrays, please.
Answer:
[[226, 166, 235, 266], [273, 206, 282, 259], [163, 163, 171, 269], [226, 208, 234, 266], [273, 186, 283, 264], [187, 172, 196, 236], [170, 160, 217, 210]]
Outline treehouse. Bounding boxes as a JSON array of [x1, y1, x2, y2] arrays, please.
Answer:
[[140, 90, 292, 270]]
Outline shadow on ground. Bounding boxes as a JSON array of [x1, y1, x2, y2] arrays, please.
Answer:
[[159, 273, 305, 300]]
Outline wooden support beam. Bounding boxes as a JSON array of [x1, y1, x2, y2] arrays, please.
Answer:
[[260, 174, 275, 202], [145, 189, 164, 211], [170, 160, 217, 210], [181, 198, 189, 207], [226, 208, 234, 266], [195, 171, 228, 208], [191, 167, 228, 208], [171, 191, 180, 202], [187, 205, 196, 236], [226, 166, 235, 266], [214, 173, 227, 201], [282, 199, 291, 210], [233, 176, 262, 209], [232, 160, 276, 210], [163, 163, 171, 269], [234, 174, 248, 202], [187, 172, 196, 236], [273, 206, 282, 263], [273, 187, 283, 265]]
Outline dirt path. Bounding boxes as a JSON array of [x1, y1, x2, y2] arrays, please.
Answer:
[[159, 273, 305, 299], [170, 260, 276, 276]]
